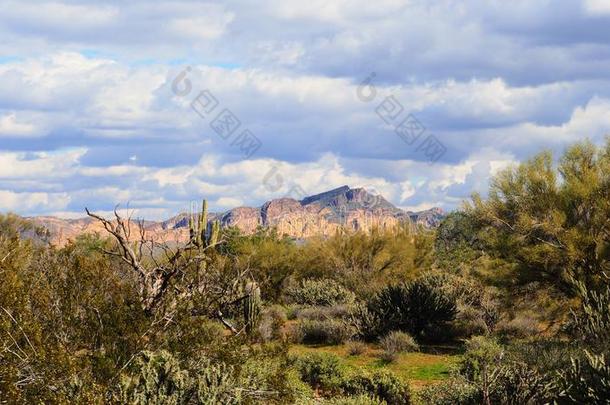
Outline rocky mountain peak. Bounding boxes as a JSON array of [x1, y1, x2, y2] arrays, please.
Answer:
[[300, 185, 351, 206], [28, 186, 446, 245]]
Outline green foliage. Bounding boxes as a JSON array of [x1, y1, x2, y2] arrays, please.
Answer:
[[293, 319, 355, 345], [321, 395, 386, 404], [118, 350, 193, 404], [222, 226, 299, 301], [416, 376, 479, 405], [558, 350, 610, 403], [569, 279, 610, 346], [379, 332, 419, 362], [555, 279, 610, 402], [293, 352, 346, 393], [346, 340, 367, 356], [341, 370, 411, 405], [435, 211, 484, 268], [238, 354, 314, 403], [292, 352, 411, 404], [298, 227, 422, 297], [466, 139, 610, 290], [459, 336, 504, 381], [258, 305, 288, 342], [286, 278, 356, 307], [357, 276, 457, 342]]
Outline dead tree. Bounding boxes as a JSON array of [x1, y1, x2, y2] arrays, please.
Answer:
[[85, 201, 220, 315], [86, 201, 262, 336]]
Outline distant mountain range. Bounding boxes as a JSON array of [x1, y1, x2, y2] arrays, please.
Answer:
[[28, 186, 445, 246]]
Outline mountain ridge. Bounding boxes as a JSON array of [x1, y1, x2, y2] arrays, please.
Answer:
[[27, 186, 445, 246]]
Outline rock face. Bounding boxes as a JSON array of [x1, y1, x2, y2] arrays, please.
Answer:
[[28, 186, 445, 246]]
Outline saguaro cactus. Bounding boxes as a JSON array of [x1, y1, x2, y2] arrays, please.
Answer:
[[243, 281, 261, 336], [189, 199, 220, 249]]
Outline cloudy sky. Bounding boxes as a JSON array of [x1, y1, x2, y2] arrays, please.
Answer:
[[1, 0, 610, 219]]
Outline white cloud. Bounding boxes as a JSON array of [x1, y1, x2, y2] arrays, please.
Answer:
[[167, 13, 234, 40], [0, 1, 609, 218], [0, 190, 70, 212], [584, 0, 610, 15], [0, 113, 37, 136]]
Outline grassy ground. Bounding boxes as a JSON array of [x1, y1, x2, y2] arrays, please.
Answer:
[[289, 343, 461, 389]]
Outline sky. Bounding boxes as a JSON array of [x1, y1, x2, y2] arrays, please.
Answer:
[[1, 0, 610, 219]]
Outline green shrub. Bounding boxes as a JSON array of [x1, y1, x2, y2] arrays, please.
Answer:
[[258, 305, 287, 342], [285, 304, 301, 320], [379, 331, 418, 353], [416, 376, 479, 405], [452, 304, 489, 338], [118, 350, 193, 405], [294, 319, 355, 345], [557, 351, 610, 403], [358, 278, 457, 342], [292, 352, 346, 393], [193, 359, 241, 405], [346, 340, 367, 356], [287, 279, 356, 307], [237, 356, 313, 403], [459, 336, 504, 382], [553, 280, 610, 402], [296, 304, 353, 320], [341, 370, 411, 405], [492, 361, 555, 404], [322, 394, 387, 404], [494, 316, 540, 340], [379, 331, 418, 362]]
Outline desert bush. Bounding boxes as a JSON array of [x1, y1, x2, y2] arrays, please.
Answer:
[[286, 279, 356, 307], [118, 350, 191, 404], [554, 280, 610, 402], [557, 350, 610, 403], [237, 356, 313, 403], [455, 336, 554, 404], [258, 305, 287, 342], [285, 304, 301, 320], [193, 359, 241, 405], [491, 360, 556, 405], [294, 306, 329, 320], [118, 350, 241, 405], [295, 304, 353, 321], [321, 394, 386, 404], [292, 356, 410, 403], [452, 304, 489, 338], [358, 278, 457, 342], [379, 331, 418, 362], [292, 352, 346, 394], [341, 370, 411, 405], [569, 279, 610, 345], [293, 319, 355, 345], [349, 303, 383, 342], [346, 340, 367, 356], [416, 376, 479, 405], [494, 316, 540, 340], [459, 336, 504, 381], [379, 331, 419, 353]]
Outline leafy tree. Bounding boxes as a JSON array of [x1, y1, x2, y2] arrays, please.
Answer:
[[467, 139, 610, 290]]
